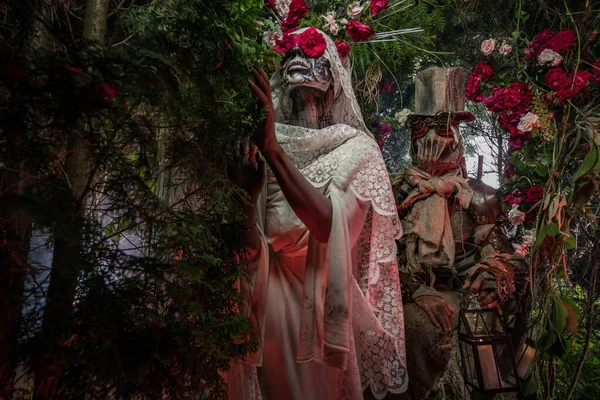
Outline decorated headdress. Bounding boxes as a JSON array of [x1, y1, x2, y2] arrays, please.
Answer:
[[262, 0, 423, 63], [270, 27, 371, 134]]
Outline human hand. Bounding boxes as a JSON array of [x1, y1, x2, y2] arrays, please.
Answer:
[[461, 270, 499, 309], [249, 65, 278, 155], [227, 139, 266, 203], [415, 295, 455, 333]]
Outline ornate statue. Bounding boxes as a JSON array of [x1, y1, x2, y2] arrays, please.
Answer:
[[393, 67, 524, 399], [226, 28, 408, 400]]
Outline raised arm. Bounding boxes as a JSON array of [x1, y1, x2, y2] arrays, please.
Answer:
[[249, 66, 332, 243]]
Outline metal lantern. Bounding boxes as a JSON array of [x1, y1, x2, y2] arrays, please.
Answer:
[[458, 301, 520, 394]]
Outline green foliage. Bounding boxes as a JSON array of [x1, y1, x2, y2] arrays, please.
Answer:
[[1, 0, 273, 397]]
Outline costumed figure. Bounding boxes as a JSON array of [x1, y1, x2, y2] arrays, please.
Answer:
[[393, 68, 526, 400], [226, 28, 408, 400]]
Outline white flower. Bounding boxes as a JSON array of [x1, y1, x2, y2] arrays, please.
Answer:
[[537, 48, 563, 67], [275, 0, 291, 18], [522, 230, 535, 247], [481, 38, 496, 56], [395, 108, 412, 125], [340, 18, 349, 25], [508, 204, 526, 225], [499, 42, 512, 56], [517, 112, 541, 133], [263, 30, 282, 47], [347, 2, 364, 19], [322, 12, 339, 35]]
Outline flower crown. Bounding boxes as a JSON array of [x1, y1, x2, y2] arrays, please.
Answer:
[[263, 0, 422, 61]]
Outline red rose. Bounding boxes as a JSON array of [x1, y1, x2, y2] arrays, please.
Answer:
[[473, 61, 494, 81], [570, 70, 592, 92], [274, 33, 296, 54], [280, 0, 310, 33], [347, 20, 375, 42], [504, 193, 523, 206], [296, 28, 326, 58], [485, 82, 532, 113], [522, 186, 544, 205], [529, 29, 555, 55], [465, 75, 483, 102], [498, 111, 525, 135], [336, 40, 350, 59], [544, 67, 570, 91], [547, 30, 577, 51], [370, 0, 389, 15], [508, 134, 530, 150], [504, 164, 517, 180]]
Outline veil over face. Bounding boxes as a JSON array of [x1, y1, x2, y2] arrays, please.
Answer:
[[270, 28, 372, 136]]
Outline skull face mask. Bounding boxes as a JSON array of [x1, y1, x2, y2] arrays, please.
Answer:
[[409, 113, 466, 175], [282, 45, 333, 95]]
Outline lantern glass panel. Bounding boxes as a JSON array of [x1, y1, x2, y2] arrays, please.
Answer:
[[465, 309, 504, 337]]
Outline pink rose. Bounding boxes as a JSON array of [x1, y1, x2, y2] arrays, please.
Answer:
[[347, 2, 363, 18], [499, 42, 512, 56], [480, 38, 496, 55], [517, 112, 541, 133], [347, 20, 375, 42], [508, 205, 526, 224], [537, 48, 563, 67]]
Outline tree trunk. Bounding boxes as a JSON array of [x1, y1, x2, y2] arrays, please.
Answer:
[[33, 1, 110, 398], [0, 2, 52, 398]]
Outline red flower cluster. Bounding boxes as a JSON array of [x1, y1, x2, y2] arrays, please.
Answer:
[[336, 40, 350, 59], [280, 0, 310, 34], [347, 20, 375, 42], [274, 28, 327, 59], [504, 190, 523, 206], [465, 61, 494, 102], [526, 29, 577, 57], [545, 67, 592, 101], [522, 186, 544, 205], [370, 0, 389, 15]]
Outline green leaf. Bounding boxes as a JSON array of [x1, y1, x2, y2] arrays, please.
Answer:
[[565, 234, 576, 250], [573, 144, 598, 181], [536, 163, 548, 178], [535, 222, 547, 246], [546, 223, 559, 237], [552, 296, 568, 333], [536, 330, 556, 351]]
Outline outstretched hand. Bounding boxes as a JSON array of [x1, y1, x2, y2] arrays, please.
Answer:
[[249, 66, 278, 154], [462, 271, 500, 309]]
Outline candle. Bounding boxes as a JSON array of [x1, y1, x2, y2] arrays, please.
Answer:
[[477, 344, 501, 389], [517, 344, 536, 378]]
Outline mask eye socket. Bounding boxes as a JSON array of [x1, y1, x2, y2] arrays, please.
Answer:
[[409, 113, 460, 140]]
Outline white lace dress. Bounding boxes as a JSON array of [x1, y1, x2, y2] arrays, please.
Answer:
[[226, 28, 408, 400]]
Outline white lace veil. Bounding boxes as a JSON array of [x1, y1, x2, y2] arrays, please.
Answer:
[[270, 28, 372, 137]]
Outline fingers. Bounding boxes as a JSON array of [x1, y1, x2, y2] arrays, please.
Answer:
[[436, 303, 453, 333], [249, 80, 271, 108], [423, 307, 440, 330], [469, 274, 485, 294], [253, 66, 271, 96], [478, 291, 498, 308]]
